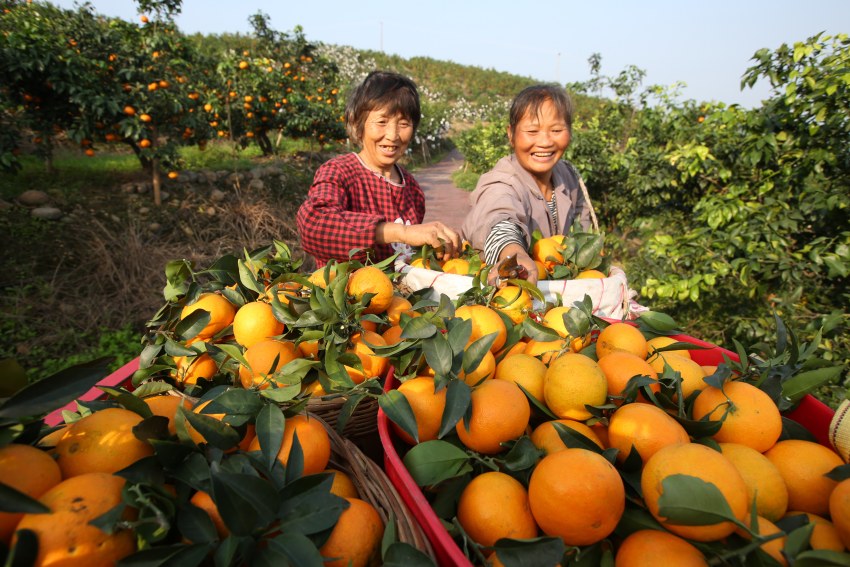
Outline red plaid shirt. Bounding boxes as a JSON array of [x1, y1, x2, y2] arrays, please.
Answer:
[[296, 153, 426, 266]]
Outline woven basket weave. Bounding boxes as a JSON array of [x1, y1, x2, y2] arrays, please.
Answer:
[[829, 399, 850, 463], [318, 414, 436, 561], [307, 394, 379, 440]]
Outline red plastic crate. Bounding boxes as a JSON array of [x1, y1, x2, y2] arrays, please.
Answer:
[[376, 333, 837, 567], [44, 357, 140, 427]]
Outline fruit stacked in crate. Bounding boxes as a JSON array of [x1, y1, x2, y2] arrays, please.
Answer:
[[377, 296, 849, 566]]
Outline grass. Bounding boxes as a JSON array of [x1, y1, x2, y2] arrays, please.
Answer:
[[452, 168, 479, 191]]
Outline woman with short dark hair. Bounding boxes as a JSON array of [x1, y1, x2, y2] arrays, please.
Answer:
[[297, 71, 461, 267], [461, 84, 594, 285]]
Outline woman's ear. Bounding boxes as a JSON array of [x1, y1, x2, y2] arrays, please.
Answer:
[[506, 125, 514, 147]]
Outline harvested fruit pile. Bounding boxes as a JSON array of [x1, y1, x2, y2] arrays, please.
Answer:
[[0, 238, 847, 567]]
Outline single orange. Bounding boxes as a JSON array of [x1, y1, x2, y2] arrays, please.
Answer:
[[456, 379, 530, 454], [457, 471, 538, 547], [529, 448, 625, 546]]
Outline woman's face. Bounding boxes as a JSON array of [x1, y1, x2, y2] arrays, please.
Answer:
[[508, 99, 570, 182], [358, 107, 414, 174]]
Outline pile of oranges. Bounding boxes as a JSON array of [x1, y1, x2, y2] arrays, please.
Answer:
[[1, 398, 391, 566], [387, 305, 850, 566]]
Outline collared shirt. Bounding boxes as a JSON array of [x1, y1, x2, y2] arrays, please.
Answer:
[[296, 153, 426, 266]]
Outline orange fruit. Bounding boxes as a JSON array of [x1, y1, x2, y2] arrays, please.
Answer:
[[541, 306, 573, 338], [575, 269, 606, 279], [0, 444, 62, 544], [190, 490, 229, 539], [641, 443, 748, 541], [327, 468, 359, 498], [54, 408, 154, 478], [530, 419, 605, 454], [442, 257, 471, 275], [318, 498, 383, 567], [232, 301, 285, 348], [595, 322, 647, 360], [458, 349, 496, 387], [543, 353, 607, 421], [647, 353, 707, 399], [596, 350, 659, 403], [308, 266, 337, 289], [393, 376, 447, 444], [533, 260, 549, 280], [765, 440, 843, 516], [614, 529, 708, 566], [785, 512, 845, 552], [14, 473, 135, 565], [385, 295, 414, 326], [180, 293, 236, 339], [491, 285, 531, 325], [646, 336, 693, 360], [144, 394, 190, 435], [607, 403, 690, 465], [455, 304, 507, 354], [345, 330, 388, 384], [735, 516, 788, 566], [173, 352, 218, 386], [692, 381, 782, 453], [528, 448, 625, 546], [830, 479, 850, 550], [347, 266, 393, 314], [265, 281, 303, 305], [238, 339, 300, 389], [457, 471, 538, 547], [456, 379, 530, 454], [531, 237, 564, 268], [381, 324, 403, 345], [248, 414, 330, 476], [719, 442, 789, 522], [524, 338, 568, 365], [493, 352, 546, 401]]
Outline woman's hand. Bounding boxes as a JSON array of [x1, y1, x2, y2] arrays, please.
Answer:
[[377, 221, 462, 259], [488, 244, 539, 287]]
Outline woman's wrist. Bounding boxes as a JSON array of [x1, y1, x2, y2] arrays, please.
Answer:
[[375, 221, 404, 245]]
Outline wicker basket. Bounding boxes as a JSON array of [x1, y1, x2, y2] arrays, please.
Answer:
[[307, 394, 378, 437], [318, 413, 436, 561]]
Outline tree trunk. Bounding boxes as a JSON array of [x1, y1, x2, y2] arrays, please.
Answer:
[[152, 156, 162, 206], [257, 131, 274, 156]]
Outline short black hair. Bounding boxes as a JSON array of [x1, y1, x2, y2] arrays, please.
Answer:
[[509, 84, 572, 137], [344, 71, 421, 145]]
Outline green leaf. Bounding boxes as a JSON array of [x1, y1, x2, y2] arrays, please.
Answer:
[[781, 366, 844, 402], [265, 532, 325, 566], [402, 440, 473, 486], [277, 475, 346, 536], [657, 474, 739, 526], [0, 481, 51, 514], [255, 403, 286, 471], [492, 536, 566, 567], [382, 542, 435, 567], [438, 379, 471, 439], [211, 472, 280, 536], [401, 317, 438, 340], [423, 334, 453, 376], [237, 260, 264, 294], [0, 357, 111, 419], [379, 390, 419, 443], [793, 550, 850, 566]]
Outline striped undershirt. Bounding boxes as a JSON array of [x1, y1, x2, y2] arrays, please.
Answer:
[[483, 194, 559, 265]]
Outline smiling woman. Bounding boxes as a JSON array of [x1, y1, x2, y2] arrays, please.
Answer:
[[296, 71, 461, 267], [461, 84, 596, 285]]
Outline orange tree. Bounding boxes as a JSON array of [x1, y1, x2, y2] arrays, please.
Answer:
[[207, 12, 345, 155], [566, 36, 850, 384]]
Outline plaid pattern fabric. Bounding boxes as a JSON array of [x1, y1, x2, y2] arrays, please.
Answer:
[[297, 153, 426, 266]]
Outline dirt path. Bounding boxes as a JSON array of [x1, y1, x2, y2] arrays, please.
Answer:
[[415, 148, 471, 235]]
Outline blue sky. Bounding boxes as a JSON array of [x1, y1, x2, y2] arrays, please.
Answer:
[[52, 0, 850, 108]]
